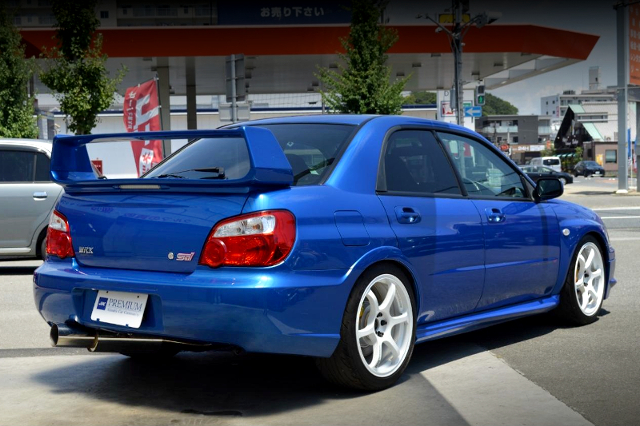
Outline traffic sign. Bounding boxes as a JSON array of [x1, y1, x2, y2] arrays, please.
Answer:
[[464, 106, 482, 117]]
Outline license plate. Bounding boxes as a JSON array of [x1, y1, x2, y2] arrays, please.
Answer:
[[90, 290, 148, 328]]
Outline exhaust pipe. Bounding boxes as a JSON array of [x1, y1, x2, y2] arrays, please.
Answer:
[[50, 323, 220, 353], [50, 323, 97, 348]]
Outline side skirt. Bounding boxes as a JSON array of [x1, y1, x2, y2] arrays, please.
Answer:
[[415, 295, 559, 344]]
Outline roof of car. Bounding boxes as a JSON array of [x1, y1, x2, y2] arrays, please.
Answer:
[[233, 114, 488, 141], [0, 138, 52, 153]]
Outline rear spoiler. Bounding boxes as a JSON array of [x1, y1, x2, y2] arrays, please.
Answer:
[[50, 127, 293, 193]]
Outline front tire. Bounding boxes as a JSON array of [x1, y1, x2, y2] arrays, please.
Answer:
[[316, 264, 416, 391], [557, 236, 605, 325]]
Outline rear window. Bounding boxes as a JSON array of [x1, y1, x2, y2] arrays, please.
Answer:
[[543, 158, 560, 166], [255, 124, 356, 186], [144, 137, 250, 180]]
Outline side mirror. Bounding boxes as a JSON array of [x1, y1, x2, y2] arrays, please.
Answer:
[[534, 178, 563, 202]]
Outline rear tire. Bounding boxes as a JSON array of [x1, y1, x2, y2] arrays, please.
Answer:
[[316, 264, 416, 391], [39, 232, 47, 261], [557, 236, 605, 326]]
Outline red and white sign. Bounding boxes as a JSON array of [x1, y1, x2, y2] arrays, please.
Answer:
[[123, 80, 163, 176]]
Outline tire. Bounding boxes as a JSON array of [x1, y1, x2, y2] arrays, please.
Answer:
[[573, 171, 579, 177], [39, 232, 47, 261], [559, 177, 567, 186], [316, 264, 416, 391], [557, 236, 606, 326]]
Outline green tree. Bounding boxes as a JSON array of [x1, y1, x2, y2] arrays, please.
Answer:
[[403, 91, 437, 105], [40, 0, 126, 134], [0, 4, 38, 138], [316, 0, 409, 114], [482, 93, 519, 116]]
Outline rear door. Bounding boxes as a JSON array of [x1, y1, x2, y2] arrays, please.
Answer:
[[437, 132, 561, 310], [0, 147, 60, 250], [376, 129, 485, 323]]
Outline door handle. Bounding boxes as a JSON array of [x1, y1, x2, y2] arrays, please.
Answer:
[[395, 207, 421, 224], [485, 208, 506, 223], [33, 192, 48, 199]]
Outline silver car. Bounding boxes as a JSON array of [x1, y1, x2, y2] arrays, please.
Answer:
[[0, 139, 63, 260]]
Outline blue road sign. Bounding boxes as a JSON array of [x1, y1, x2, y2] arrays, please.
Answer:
[[464, 106, 482, 117]]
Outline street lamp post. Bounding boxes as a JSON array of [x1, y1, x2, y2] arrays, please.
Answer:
[[419, 2, 500, 126]]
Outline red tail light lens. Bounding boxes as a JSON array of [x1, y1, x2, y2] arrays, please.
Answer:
[[46, 210, 75, 259], [199, 210, 296, 268]]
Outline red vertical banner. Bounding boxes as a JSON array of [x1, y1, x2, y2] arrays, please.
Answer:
[[630, 5, 640, 85], [123, 80, 164, 176]]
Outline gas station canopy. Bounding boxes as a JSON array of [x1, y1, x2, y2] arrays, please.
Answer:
[[20, 24, 598, 96]]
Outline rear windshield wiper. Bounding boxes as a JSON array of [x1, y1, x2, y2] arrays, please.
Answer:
[[152, 167, 225, 179]]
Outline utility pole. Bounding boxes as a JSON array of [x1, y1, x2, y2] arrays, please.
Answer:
[[418, 2, 500, 126], [615, 1, 629, 192]]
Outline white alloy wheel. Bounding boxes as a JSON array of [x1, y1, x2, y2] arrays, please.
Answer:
[[355, 274, 413, 377], [559, 177, 567, 186], [573, 242, 604, 316]]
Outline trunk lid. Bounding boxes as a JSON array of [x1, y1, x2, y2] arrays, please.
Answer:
[[58, 192, 247, 273]]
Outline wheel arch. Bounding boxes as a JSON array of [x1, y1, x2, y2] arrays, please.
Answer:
[[560, 229, 611, 300], [345, 247, 421, 315]]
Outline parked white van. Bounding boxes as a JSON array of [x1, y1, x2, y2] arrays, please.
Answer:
[[530, 156, 562, 172]]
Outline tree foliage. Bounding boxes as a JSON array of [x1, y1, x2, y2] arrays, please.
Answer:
[[0, 4, 38, 138], [316, 0, 408, 114], [403, 91, 437, 105], [482, 93, 519, 116], [40, 0, 126, 134]]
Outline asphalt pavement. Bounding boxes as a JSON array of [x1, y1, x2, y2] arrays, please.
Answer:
[[0, 176, 638, 426]]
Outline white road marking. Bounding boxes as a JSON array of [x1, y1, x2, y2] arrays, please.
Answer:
[[600, 216, 640, 219], [593, 207, 640, 211]]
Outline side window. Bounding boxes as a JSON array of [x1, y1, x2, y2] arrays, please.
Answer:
[[0, 150, 35, 183], [380, 130, 461, 195], [437, 132, 527, 199], [35, 153, 51, 182]]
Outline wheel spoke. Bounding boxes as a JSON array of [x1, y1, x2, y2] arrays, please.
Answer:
[[575, 277, 585, 293], [388, 312, 409, 328], [590, 269, 602, 280], [584, 248, 595, 270], [368, 338, 382, 369], [383, 336, 400, 361], [586, 287, 598, 306], [356, 322, 376, 340], [378, 283, 396, 315], [365, 292, 380, 319], [579, 289, 590, 310]]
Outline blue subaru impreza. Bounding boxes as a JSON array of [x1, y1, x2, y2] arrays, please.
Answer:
[[34, 115, 616, 390]]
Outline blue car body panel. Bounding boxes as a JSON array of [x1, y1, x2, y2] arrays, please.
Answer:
[[34, 115, 617, 358]]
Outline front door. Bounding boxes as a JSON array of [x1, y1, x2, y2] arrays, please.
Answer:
[[437, 132, 561, 311]]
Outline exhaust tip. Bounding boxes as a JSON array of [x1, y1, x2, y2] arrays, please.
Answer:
[[50, 323, 60, 347]]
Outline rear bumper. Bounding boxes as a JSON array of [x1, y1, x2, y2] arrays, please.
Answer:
[[34, 258, 352, 357]]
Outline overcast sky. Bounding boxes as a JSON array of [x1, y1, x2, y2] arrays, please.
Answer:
[[388, 0, 618, 115]]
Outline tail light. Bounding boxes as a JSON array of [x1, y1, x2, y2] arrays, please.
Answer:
[[46, 210, 75, 259], [199, 210, 295, 268]]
